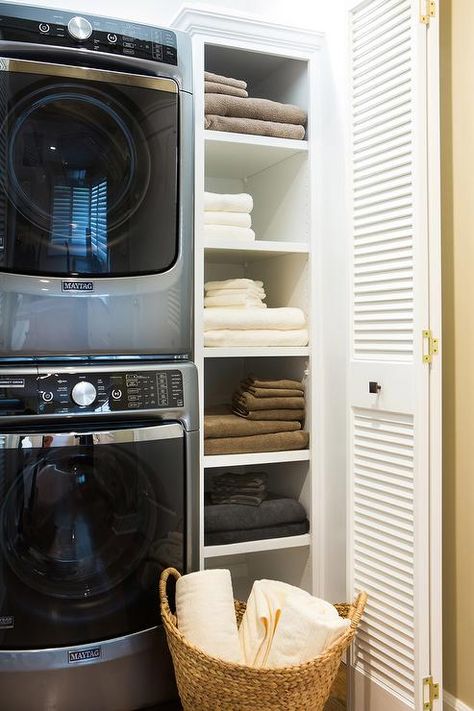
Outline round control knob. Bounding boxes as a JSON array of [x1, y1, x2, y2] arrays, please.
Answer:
[[71, 381, 97, 407], [67, 16, 93, 41]]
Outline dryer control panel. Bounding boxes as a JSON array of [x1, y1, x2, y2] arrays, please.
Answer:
[[0, 369, 184, 415], [0, 5, 178, 64]]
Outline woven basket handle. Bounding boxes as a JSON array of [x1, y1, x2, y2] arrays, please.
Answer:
[[348, 591, 368, 629], [159, 567, 182, 626]]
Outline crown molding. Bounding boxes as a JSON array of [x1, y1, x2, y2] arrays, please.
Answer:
[[171, 4, 324, 52]]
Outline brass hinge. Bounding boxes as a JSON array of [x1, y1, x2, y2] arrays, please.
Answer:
[[423, 676, 440, 710], [420, 0, 436, 24], [423, 329, 439, 364]]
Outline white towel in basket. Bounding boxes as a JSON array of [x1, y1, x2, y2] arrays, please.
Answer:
[[176, 569, 243, 664]]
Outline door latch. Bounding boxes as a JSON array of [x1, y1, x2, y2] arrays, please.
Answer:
[[368, 381, 381, 394]]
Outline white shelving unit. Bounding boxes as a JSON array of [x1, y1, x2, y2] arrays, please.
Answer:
[[172, 7, 323, 601]]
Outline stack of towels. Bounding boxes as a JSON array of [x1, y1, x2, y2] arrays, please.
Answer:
[[175, 569, 350, 666], [204, 191, 255, 244], [210, 471, 268, 506], [204, 70, 307, 140], [204, 375, 309, 455], [204, 278, 309, 347], [205, 492, 309, 546]]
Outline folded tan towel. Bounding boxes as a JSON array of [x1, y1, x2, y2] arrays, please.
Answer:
[[233, 408, 305, 421], [241, 386, 303, 398], [204, 430, 309, 455], [205, 115, 306, 140], [205, 71, 247, 90], [205, 81, 248, 98], [205, 94, 307, 125], [204, 413, 301, 439], [244, 377, 304, 391], [233, 392, 305, 412]]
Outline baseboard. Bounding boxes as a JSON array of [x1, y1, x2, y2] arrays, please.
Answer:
[[444, 691, 474, 711]]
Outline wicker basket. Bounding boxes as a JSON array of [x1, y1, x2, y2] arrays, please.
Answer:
[[159, 567, 367, 711]]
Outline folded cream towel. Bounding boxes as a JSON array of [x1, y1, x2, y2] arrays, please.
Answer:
[[203, 307, 306, 332], [205, 115, 306, 140], [204, 225, 256, 242], [176, 569, 243, 664], [205, 278, 262, 291], [206, 287, 265, 298], [204, 329, 309, 347], [204, 294, 266, 309], [204, 192, 253, 213], [204, 211, 252, 228], [204, 71, 247, 90], [239, 580, 350, 668], [205, 94, 307, 126]]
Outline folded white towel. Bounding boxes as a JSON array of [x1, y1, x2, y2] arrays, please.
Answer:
[[204, 225, 256, 242], [205, 191, 253, 213], [206, 287, 266, 299], [204, 294, 266, 308], [239, 580, 350, 668], [176, 569, 243, 664], [204, 329, 309, 347], [205, 278, 263, 291], [203, 307, 306, 332], [204, 211, 252, 228]]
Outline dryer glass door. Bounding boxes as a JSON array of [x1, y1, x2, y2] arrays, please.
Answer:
[[0, 422, 185, 649], [0, 59, 179, 277]]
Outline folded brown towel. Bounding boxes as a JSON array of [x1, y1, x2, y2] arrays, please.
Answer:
[[233, 392, 304, 411], [244, 376, 304, 391], [204, 115, 306, 140], [233, 408, 305, 422], [204, 430, 309, 455], [205, 81, 248, 98], [204, 413, 301, 439], [240, 386, 303, 398], [205, 94, 307, 126], [204, 71, 247, 90]]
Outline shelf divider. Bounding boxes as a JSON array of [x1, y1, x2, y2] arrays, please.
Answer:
[[204, 449, 310, 468], [204, 533, 311, 559]]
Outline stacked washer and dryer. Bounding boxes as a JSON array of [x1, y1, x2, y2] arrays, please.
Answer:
[[0, 4, 197, 710]]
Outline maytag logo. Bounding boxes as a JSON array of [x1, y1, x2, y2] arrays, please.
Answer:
[[68, 647, 101, 664], [61, 281, 94, 293], [0, 615, 14, 629]]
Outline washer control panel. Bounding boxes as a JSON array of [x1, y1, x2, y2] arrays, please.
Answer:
[[0, 370, 184, 415], [0, 6, 178, 65]]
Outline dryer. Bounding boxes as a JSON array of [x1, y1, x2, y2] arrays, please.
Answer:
[[0, 360, 199, 711], [0, 3, 193, 360]]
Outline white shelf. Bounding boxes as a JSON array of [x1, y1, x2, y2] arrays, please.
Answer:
[[204, 240, 310, 263], [204, 347, 309, 358], [204, 533, 311, 559], [204, 449, 310, 469], [205, 130, 308, 179]]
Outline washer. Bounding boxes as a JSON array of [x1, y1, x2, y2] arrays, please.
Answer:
[[0, 361, 199, 711], [0, 3, 193, 360]]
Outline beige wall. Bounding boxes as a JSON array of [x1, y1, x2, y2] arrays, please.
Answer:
[[442, 0, 474, 706]]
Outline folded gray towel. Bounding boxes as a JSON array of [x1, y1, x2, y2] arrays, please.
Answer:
[[204, 496, 307, 533], [205, 520, 309, 546], [205, 115, 306, 140], [205, 94, 307, 126], [205, 81, 248, 98], [204, 71, 247, 90]]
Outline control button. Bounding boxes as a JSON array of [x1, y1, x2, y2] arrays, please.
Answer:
[[107, 33, 118, 43], [38, 23, 50, 34], [67, 16, 93, 41], [42, 391, 54, 403], [111, 388, 122, 400], [71, 381, 97, 407]]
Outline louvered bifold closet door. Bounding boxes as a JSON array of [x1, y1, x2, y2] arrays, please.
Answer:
[[348, 1, 437, 710]]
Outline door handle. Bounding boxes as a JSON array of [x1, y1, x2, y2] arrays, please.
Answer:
[[368, 381, 382, 394]]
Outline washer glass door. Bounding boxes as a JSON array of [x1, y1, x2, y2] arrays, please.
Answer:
[[0, 423, 185, 649], [0, 59, 179, 277]]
